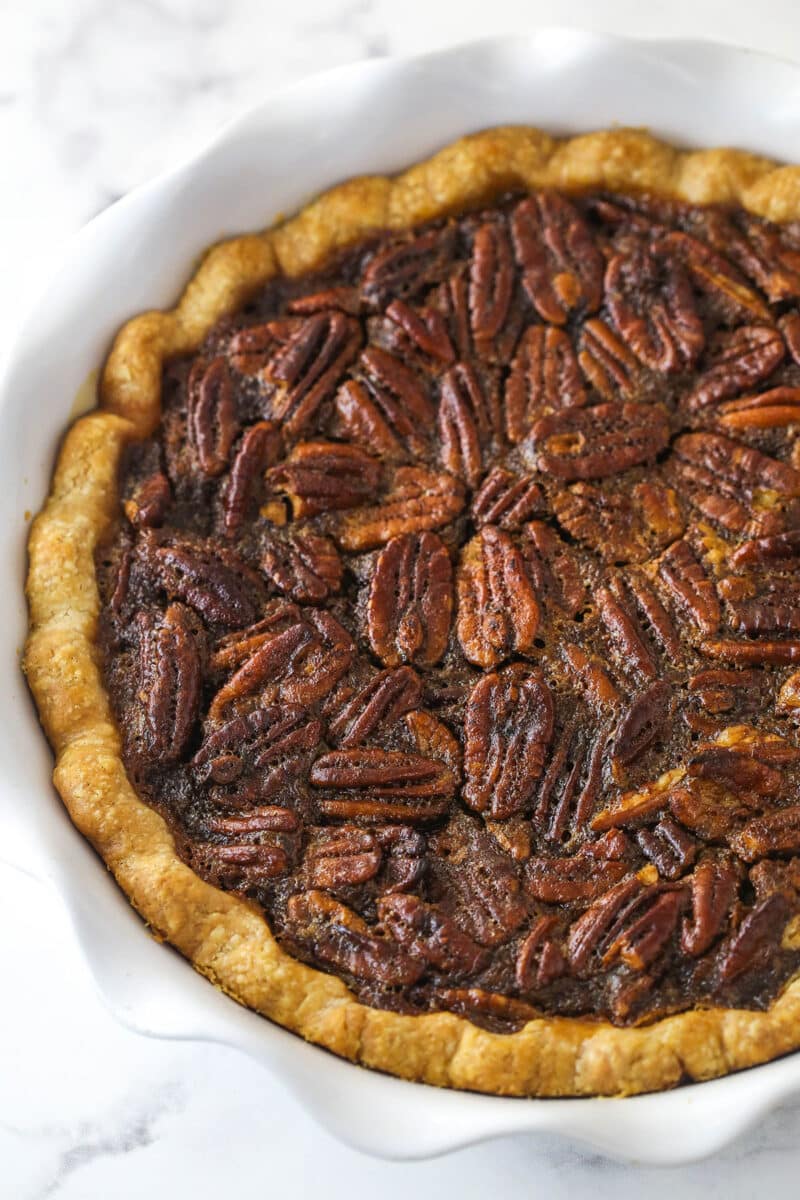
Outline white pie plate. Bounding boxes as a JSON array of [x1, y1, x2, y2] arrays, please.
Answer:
[[4, 28, 800, 1166]]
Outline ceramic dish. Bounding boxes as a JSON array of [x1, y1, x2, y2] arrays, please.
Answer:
[[5, 28, 800, 1164]]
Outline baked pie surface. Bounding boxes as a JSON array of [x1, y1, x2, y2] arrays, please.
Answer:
[[24, 126, 800, 1096]]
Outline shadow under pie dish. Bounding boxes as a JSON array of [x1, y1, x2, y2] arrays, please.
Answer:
[[23, 124, 800, 1099]]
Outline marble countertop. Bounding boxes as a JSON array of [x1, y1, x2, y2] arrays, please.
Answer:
[[3, 2, 800, 1195]]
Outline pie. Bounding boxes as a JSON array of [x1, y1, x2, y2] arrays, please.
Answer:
[[24, 126, 800, 1097]]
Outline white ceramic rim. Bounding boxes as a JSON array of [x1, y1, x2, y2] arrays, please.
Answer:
[[5, 28, 800, 1165]]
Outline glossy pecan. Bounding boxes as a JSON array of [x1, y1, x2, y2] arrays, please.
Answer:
[[123, 470, 172, 530], [718, 386, 800, 430], [456, 526, 540, 668], [718, 893, 791, 983], [731, 806, 800, 861], [606, 239, 705, 373], [684, 325, 785, 411], [530, 401, 670, 481], [534, 717, 610, 841], [146, 533, 264, 629], [287, 285, 361, 316], [658, 539, 720, 636], [305, 827, 382, 889], [378, 893, 488, 975], [463, 665, 554, 820], [265, 441, 382, 518], [187, 357, 240, 477], [504, 325, 586, 443], [730, 528, 800, 569], [525, 850, 627, 903], [781, 311, 800, 364], [286, 890, 423, 985], [681, 854, 740, 957], [701, 209, 800, 303], [264, 312, 361, 438], [553, 480, 683, 565], [330, 465, 465, 552], [426, 987, 538, 1026], [194, 705, 322, 803], [196, 838, 290, 886], [222, 420, 282, 536], [577, 318, 641, 401], [596, 583, 658, 679], [521, 521, 587, 618], [367, 531, 453, 668], [335, 346, 435, 462], [431, 817, 528, 946], [653, 229, 771, 323], [468, 219, 515, 351], [381, 298, 455, 365], [326, 667, 422, 748], [309, 747, 455, 823], [438, 361, 503, 489], [261, 530, 342, 603], [471, 466, 544, 529], [613, 682, 672, 766], [510, 192, 603, 324], [361, 224, 457, 306], [208, 605, 354, 717], [635, 818, 696, 881], [566, 876, 643, 973], [602, 889, 685, 971], [138, 603, 202, 762], [515, 917, 568, 989], [700, 638, 800, 666], [561, 644, 620, 710]]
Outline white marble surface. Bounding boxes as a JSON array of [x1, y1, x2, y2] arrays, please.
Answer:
[[4, 2, 800, 1195]]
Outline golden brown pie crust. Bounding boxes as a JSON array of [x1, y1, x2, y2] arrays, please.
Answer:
[[24, 126, 800, 1097]]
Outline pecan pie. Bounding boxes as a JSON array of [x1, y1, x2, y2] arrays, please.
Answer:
[[25, 127, 800, 1097]]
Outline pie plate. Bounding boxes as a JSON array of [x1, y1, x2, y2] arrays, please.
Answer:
[[5, 28, 800, 1164]]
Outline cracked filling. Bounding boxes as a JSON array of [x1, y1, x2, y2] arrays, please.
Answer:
[[97, 189, 800, 1030]]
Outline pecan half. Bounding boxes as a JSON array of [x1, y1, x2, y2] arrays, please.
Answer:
[[731, 806, 800, 861], [187, 357, 239, 477], [515, 917, 567, 989], [305, 827, 382, 889], [534, 717, 610, 840], [530, 401, 670, 481], [658, 539, 721, 636], [146, 534, 264, 629], [378, 894, 489, 975], [684, 325, 785, 411], [222, 420, 282, 536], [718, 893, 791, 983], [124, 470, 172, 530], [613, 682, 672, 765], [286, 890, 423, 985], [309, 747, 455, 822], [635, 818, 696, 881], [463, 664, 554, 819], [261, 530, 342, 603], [553, 480, 683, 565], [681, 854, 740, 957], [438, 361, 502, 488], [456, 526, 540, 668], [326, 667, 422, 748], [265, 441, 382, 518], [468, 219, 515, 352], [330, 465, 465, 551], [264, 312, 361, 438], [577, 318, 641, 400], [521, 521, 587, 618], [368, 532, 453, 667], [510, 192, 604, 324], [606, 240, 705, 372], [504, 325, 586, 443], [471, 466, 544, 529], [335, 346, 435, 462], [361, 224, 457, 306], [525, 851, 627, 903], [138, 603, 202, 762]]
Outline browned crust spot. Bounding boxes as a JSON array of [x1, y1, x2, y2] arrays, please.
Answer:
[[24, 126, 800, 1097]]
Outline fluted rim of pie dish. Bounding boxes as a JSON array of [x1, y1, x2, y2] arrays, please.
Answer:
[[7, 30, 800, 1161]]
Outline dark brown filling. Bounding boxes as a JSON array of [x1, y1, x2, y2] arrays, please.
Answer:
[[97, 187, 800, 1032]]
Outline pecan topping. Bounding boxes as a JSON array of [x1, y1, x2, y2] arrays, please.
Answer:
[[463, 665, 554, 819], [456, 527, 540, 667], [187, 357, 239, 477], [606, 241, 704, 372], [367, 532, 453, 667], [438, 362, 502, 488], [511, 192, 603, 323], [102, 185, 800, 1031], [471, 467, 544, 529], [531, 402, 670, 481], [504, 325, 586, 443], [261, 530, 342, 603], [138, 604, 202, 762]]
